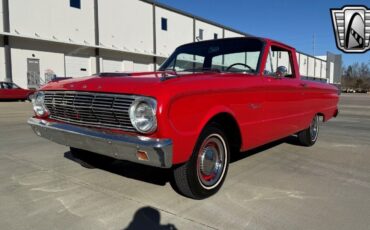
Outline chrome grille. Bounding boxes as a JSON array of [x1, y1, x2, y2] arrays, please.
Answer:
[[44, 91, 136, 132]]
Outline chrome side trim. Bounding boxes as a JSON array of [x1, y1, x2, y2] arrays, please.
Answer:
[[28, 117, 173, 168]]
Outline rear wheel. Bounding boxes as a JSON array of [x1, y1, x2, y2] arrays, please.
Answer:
[[173, 125, 230, 199], [298, 115, 319, 146]]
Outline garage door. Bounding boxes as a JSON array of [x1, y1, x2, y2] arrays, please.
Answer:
[[102, 59, 123, 72], [65, 55, 90, 77]]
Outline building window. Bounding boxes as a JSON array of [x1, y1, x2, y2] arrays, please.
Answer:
[[70, 0, 81, 9], [199, 29, 204, 40], [214, 33, 218, 39], [161, 18, 168, 31]]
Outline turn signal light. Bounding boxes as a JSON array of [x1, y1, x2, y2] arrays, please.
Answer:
[[136, 150, 149, 161]]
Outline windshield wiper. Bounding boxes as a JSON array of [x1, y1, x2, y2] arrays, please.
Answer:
[[162, 68, 177, 73], [160, 69, 178, 81], [181, 68, 222, 73], [159, 68, 222, 81]]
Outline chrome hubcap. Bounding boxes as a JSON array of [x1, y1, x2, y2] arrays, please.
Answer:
[[197, 135, 226, 189], [310, 116, 319, 141]]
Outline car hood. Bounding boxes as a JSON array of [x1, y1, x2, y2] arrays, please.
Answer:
[[40, 72, 166, 97], [40, 71, 257, 98]]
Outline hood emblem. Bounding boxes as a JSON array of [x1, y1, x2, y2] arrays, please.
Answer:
[[82, 84, 87, 89]]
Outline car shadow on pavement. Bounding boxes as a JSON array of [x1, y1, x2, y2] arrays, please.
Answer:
[[64, 151, 173, 186], [124, 206, 177, 230], [231, 135, 301, 163], [64, 135, 302, 188]]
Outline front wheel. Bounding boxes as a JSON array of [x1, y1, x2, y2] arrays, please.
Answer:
[[173, 125, 230, 199], [297, 115, 319, 146]]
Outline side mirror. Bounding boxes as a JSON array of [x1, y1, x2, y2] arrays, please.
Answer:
[[276, 66, 288, 78]]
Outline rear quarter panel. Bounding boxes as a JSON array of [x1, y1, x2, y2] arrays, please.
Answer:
[[304, 81, 339, 125]]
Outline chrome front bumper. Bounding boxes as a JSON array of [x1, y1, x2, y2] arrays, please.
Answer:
[[28, 117, 173, 168]]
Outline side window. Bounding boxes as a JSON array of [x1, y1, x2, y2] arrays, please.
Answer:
[[264, 48, 276, 76], [11, 83, 20, 89], [3, 83, 11, 89], [264, 46, 294, 78]]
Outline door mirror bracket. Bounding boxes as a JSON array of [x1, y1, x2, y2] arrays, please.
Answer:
[[276, 66, 288, 78]]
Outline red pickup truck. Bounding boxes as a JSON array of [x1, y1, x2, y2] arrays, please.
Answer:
[[28, 37, 339, 199]]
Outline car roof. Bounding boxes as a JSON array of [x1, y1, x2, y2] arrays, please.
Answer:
[[264, 38, 295, 50], [178, 36, 295, 50], [179, 36, 264, 47]]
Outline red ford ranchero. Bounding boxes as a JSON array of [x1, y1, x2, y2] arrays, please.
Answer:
[[28, 37, 339, 199]]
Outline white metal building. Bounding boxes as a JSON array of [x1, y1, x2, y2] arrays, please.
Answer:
[[0, 0, 341, 89]]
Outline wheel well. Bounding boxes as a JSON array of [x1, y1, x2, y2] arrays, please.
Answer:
[[207, 113, 242, 152]]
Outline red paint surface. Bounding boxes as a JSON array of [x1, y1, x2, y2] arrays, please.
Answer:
[[0, 83, 35, 100], [38, 38, 339, 165]]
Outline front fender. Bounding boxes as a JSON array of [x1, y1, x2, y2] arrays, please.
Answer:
[[163, 93, 239, 164], [196, 105, 237, 136]]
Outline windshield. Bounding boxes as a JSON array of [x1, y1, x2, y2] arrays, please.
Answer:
[[159, 38, 264, 74]]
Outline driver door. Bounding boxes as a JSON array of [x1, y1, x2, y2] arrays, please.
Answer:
[[261, 44, 304, 142], [210, 51, 267, 149]]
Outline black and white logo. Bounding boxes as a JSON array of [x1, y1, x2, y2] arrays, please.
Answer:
[[331, 5, 370, 53]]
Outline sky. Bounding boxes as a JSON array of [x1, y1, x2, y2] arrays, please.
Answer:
[[156, 0, 370, 67]]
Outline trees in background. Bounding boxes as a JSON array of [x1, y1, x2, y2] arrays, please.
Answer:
[[342, 61, 370, 90]]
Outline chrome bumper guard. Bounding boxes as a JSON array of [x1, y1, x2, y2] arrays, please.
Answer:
[[28, 118, 173, 168]]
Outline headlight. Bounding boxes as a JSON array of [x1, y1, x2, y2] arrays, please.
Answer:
[[129, 97, 157, 134], [32, 91, 49, 117]]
